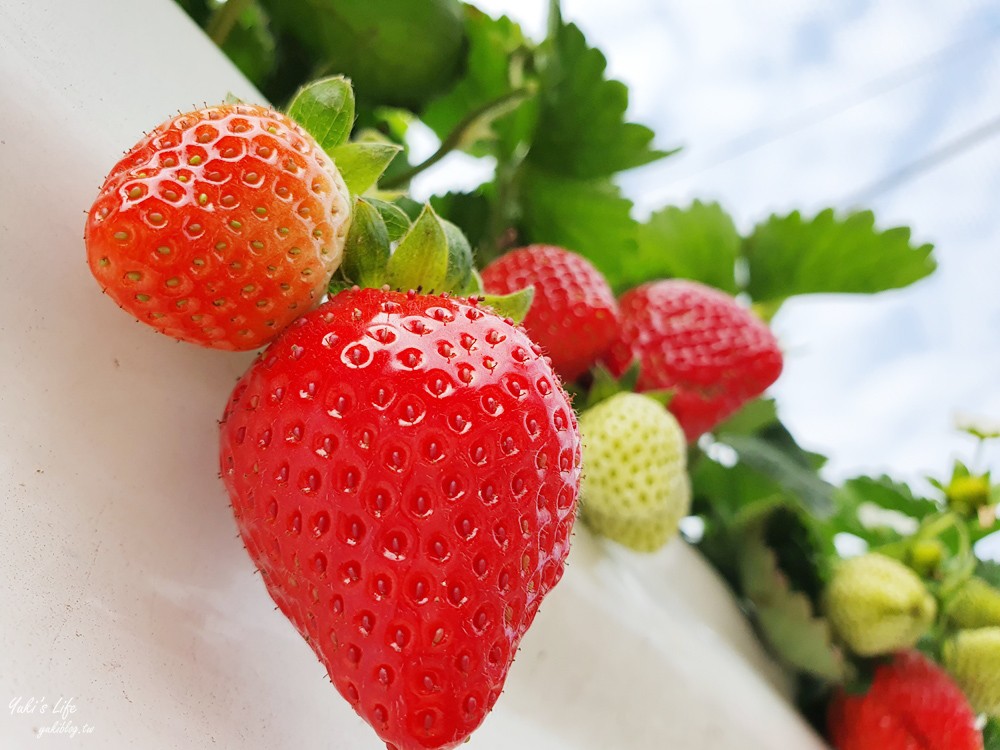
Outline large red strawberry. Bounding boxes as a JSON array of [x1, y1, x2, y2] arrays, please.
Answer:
[[827, 650, 983, 750], [219, 288, 581, 750], [602, 279, 783, 441], [481, 245, 619, 382], [85, 103, 351, 350]]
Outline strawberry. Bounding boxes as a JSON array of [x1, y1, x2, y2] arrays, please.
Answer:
[[827, 650, 983, 750], [944, 627, 1000, 716], [602, 279, 783, 441], [946, 578, 1000, 630], [219, 287, 581, 750], [577, 392, 690, 552], [824, 553, 937, 657], [85, 103, 351, 350], [480, 245, 619, 382]]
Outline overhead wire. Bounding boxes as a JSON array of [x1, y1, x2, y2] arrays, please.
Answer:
[[843, 111, 1000, 205], [668, 22, 1000, 184]]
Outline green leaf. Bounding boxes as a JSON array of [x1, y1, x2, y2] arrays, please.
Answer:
[[743, 209, 936, 305], [518, 164, 638, 287], [364, 197, 411, 242], [330, 141, 402, 195], [386, 204, 449, 292], [481, 287, 534, 324], [587, 362, 638, 405], [394, 197, 425, 222], [529, 22, 675, 178], [258, 0, 466, 109], [630, 201, 740, 293], [984, 718, 1000, 750], [715, 398, 780, 437], [422, 7, 536, 159], [976, 560, 1000, 589], [738, 514, 845, 680], [286, 76, 355, 152], [691, 454, 786, 527], [442, 219, 475, 293], [340, 198, 390, 288], [827, 475, 941, 549], [217, 0, 276, 91], [715, 433, 836, 518], [839, 476, 941, 521]]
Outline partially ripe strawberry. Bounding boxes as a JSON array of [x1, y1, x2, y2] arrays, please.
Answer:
[[824, 553, 936, 657], [602, 280, 783, 441], [86, 104, 351, 350], [219, 288, 581, 750], [828, 650, 983, 750], [481, 245, 619, 382], [944, 627, 1000, 716], [578, 393, 690, 552]]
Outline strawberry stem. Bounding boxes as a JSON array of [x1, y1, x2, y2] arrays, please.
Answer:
[[381, 88, 531, 189], [206, 0, 252, 47]]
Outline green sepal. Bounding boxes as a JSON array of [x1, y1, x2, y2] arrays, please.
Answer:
[[330, 141, 402, 195], [385, 204, 449, 292], [480, 286, 534, 324], [287, 76, 355, 152], [339, 198, 391, 289], [442, 219, 475, 293], [715, 433, 837, 518], [364, 197, 411, 242], [462, 267, 486, 296], [579, 362, 669, 412], [327, 276, 355, 296]]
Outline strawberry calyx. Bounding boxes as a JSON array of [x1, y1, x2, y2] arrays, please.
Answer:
[[282, 76, 535, 323], [574, 361, 673, 413]]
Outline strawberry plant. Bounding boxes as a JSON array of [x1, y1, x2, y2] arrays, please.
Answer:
[[83, 0, 1000, 747]]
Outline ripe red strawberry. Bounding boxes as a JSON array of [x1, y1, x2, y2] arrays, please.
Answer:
[[85, 104, 351, 350], [219, 288, 581, 750], [480, 245, 619, 382], [602, 279, 783, 441], [827, 651, 983, 750]]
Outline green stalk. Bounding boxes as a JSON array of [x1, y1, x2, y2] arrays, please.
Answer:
[[381, 88, 530, 189], [205, 0, 252, 47]]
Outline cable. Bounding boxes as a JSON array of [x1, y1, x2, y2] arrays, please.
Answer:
[[842, 111, 1000, 205]]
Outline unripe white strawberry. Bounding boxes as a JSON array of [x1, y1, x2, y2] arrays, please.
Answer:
[[578, 392, 690, 552], [824, 552, 937, 657], [944, 627, 1000, 716], [946, 578, 1000, 630]]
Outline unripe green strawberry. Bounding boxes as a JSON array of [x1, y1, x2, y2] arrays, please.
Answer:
[[578, 393, 690, 552], [943, 627, 1000, 716], [825, 553, 937, 657], [947, 474, 991, 516], [946, 578, 1000, 630], [907, 538, 945, 577]]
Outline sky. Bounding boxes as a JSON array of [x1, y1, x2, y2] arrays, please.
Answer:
[[413, 0, 1000, 495]]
